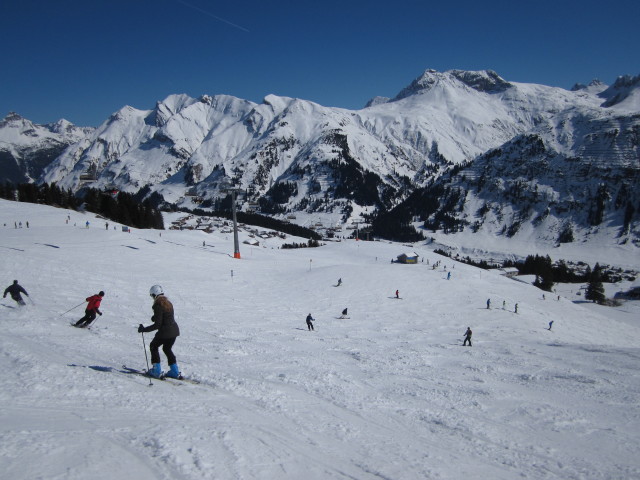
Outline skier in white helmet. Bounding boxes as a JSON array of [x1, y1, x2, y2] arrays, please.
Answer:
[[138, 285, 181, 378]]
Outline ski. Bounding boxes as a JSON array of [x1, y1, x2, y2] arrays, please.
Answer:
[[119, 365, 177, 385], [161, 374, 201, 385], [121, 365, 200, 385], [69, 322, 101, 332], [67, 364, 166, 386]]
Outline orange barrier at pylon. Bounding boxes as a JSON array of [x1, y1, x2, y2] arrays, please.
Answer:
[[234, 252, 241, 259]]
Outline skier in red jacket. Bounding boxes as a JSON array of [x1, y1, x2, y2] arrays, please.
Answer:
[[74, 291, 105, 328]]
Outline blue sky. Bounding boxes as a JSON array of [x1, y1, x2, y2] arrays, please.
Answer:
[[1, 0, 638, 127]]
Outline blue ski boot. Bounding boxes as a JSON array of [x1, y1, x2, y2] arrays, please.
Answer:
[[147, 363, 161, 378], [165, 363, 180, 379]]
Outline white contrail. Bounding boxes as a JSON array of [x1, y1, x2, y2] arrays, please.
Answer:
[[174, 0, 250, 33]]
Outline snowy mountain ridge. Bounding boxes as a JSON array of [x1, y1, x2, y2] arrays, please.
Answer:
[[1, 68, 639, 248], [0, 112, 93, 183]]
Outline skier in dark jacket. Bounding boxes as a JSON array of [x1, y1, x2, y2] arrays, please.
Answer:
[[306, 313, 315, 331], [3, 280, 29, 306], [463, 327, 472, 347], [138, 285, 180, 378], [74, 291, 104, 327]]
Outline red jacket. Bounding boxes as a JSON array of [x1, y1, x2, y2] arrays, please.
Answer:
[[86, 295, 102, 311]]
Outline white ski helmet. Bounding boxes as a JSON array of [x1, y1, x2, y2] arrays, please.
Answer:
[[149, 284, 164, 297]]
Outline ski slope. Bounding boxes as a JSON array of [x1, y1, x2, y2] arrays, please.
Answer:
[[1, 199, 639, 480]]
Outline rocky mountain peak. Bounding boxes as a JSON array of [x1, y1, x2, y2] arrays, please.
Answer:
[[448, 69, 512, 93], [2, 111, 25, 123], [600, 73, 640, 108], [392, 69, 512, 102], [364, 96, 390, 108], [392, 69, 442, 100], [612, 74, 640, 89]]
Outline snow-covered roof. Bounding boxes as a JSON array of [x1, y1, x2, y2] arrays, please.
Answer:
[[499, 267, 519, 274]]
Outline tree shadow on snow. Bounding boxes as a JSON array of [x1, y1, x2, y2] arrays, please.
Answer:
[[0, 245, 25, 251], [68, 364, 114, 372], [35, 243, 60, 248], [68, 364, 137, 375]]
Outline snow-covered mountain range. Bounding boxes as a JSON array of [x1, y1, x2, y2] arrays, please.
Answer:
[[1, 69, 638, 247], [0, 112, 93, 184]]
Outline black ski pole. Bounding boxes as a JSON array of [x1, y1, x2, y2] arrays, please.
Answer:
[[60, 301, 85, 316], [141, 331, 153, 386]]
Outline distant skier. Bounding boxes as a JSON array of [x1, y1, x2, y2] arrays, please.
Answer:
[[447, 272, 451, 280], [515, 303, 519, 314], [138, 285, 181, 378], [3, 280, 29, 306], [396, 290, 399, 299], [463, 327, 472, 347], [339, 308, 348, 319], [337, 278, 342, 286], [548, 320, 554, 331], [486, 298, 491, 309], [306, 313, 315, 331]]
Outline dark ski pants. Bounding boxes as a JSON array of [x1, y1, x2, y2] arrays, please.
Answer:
[[307, 320, 314, 331], [75, 309, 97, 327], [463, 337, 472, 346], [149, 336, 177, 365], [11, 295, 26, 306]]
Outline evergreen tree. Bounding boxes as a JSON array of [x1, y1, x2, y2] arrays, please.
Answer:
[[0, 182, 15, 200], [585, 264, 606, 304], [585, 278, 606, 304], [76, 187, 164, 230], [534, 274, 555, 292], [101, 194, 119, 223], [520, 254, 556, 292], [17, 183, 38, 203], [622, 201, 635, 234]]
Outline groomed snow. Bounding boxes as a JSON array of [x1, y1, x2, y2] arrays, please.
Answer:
[[1, 199, 639, 479]]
